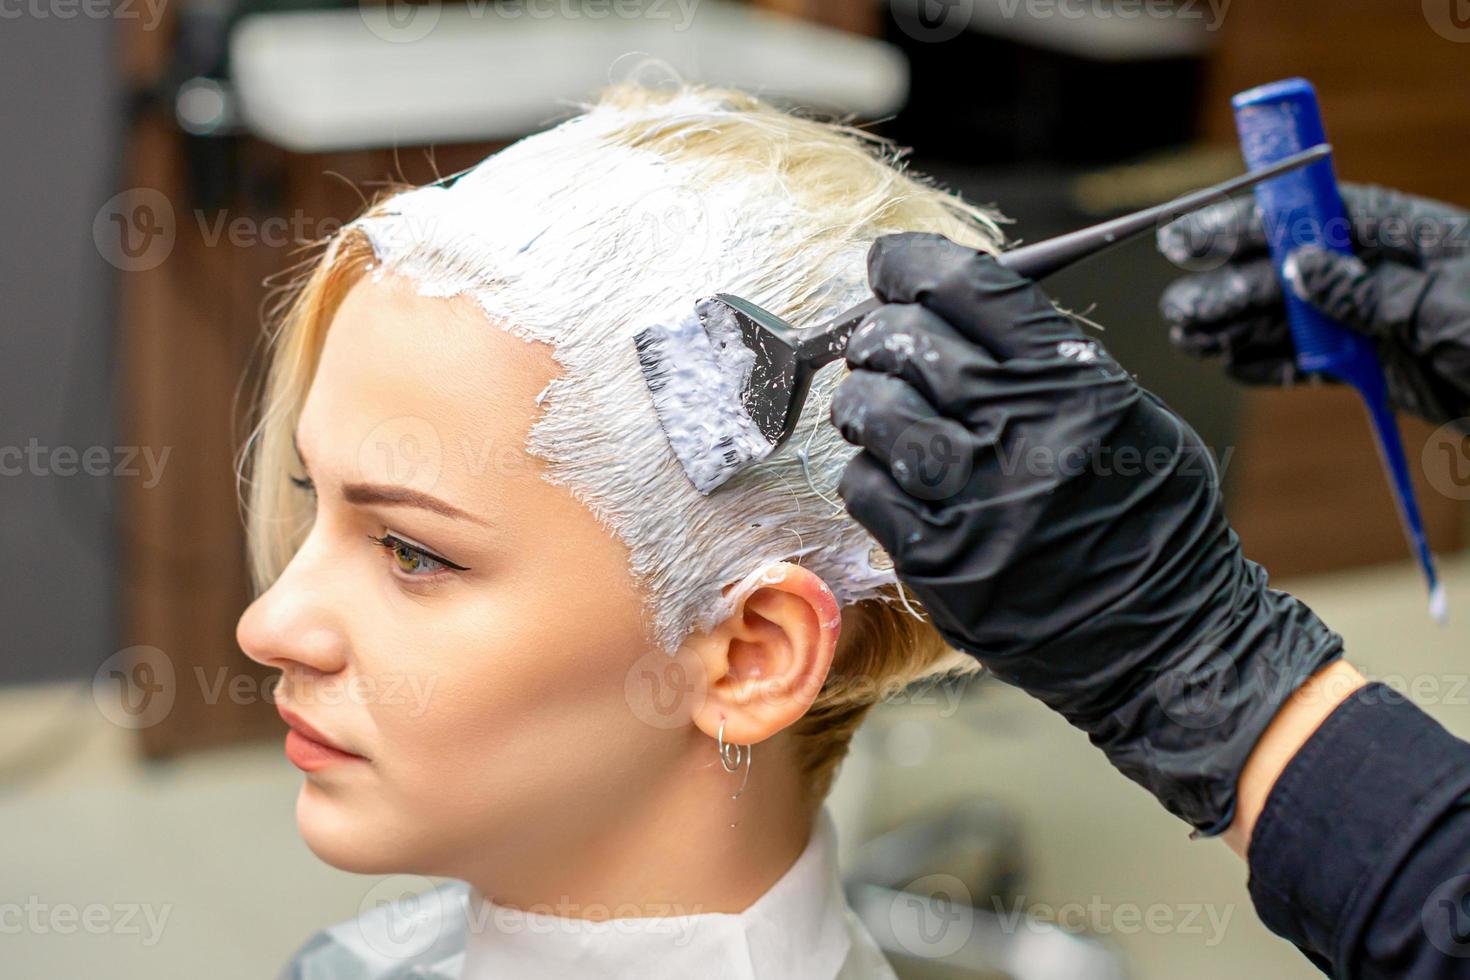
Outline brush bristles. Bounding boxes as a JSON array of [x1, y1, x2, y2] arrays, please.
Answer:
[[633, 314, 774, 494], [632, 329, 674, 394]]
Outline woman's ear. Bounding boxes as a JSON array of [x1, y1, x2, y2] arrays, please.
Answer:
[[683, 562, 842, 747]]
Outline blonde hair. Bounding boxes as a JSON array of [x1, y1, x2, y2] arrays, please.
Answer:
[[242, 83, 990, 805]]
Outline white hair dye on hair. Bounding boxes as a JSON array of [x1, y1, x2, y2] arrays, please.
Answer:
[[349, 86, 1003, 650]]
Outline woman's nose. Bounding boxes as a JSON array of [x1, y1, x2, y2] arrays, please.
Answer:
[[237, 548, 350, 676]]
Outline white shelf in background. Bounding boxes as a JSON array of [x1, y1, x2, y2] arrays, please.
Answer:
[[230, 2, 910, 152]]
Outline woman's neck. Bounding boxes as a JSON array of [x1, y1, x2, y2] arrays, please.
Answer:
[[457, 728, 819, 920]]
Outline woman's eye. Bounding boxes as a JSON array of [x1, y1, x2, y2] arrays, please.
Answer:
[[368, 532, 467, 577], [290, 473, 316, 495]]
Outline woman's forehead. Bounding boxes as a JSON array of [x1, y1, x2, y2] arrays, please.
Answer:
[[299, 274, 558, 499]]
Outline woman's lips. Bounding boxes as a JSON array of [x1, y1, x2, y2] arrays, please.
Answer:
[[278, 708, 367, 772]]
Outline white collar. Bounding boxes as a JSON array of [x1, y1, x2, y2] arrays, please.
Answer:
[[458, 808, 853, 980]]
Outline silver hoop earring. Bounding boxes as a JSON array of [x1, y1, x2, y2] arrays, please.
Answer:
[[716, 718, 753, 800]]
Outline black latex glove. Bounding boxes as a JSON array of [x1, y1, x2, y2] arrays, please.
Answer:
[[831, 232, 1344, 836], [1158, 183, 1470, 429]]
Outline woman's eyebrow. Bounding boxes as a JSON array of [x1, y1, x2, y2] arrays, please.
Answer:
[[295, 429, 489, 527], [341, 481, 491, 527]]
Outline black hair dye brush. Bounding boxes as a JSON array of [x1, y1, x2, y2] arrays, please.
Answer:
[[634, 144, 1329, 494]]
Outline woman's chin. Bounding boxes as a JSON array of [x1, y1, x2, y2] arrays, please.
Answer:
[[295, 780, 406, 874]]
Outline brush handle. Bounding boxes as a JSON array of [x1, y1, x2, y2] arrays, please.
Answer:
[[1000, 144, 1328, 281], [794, 298, 883, 367], [794, 145, 1330, 372]]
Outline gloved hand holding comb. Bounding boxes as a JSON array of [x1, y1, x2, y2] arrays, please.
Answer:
[[1158, 183, 1470, 430], [831, 232, 1344, 836]]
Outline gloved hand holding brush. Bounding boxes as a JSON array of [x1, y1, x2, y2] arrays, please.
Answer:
[[831, 232, 1344, 836], [1158, 183, 1470, 430]]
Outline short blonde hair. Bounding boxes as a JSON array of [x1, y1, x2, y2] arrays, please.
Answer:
[[242, 83, 989, 805]]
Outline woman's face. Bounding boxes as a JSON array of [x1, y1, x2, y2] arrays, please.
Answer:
[[237, 273, 695, 881]]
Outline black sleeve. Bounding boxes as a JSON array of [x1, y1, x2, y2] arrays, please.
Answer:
[[1247, 682, 1470, 978]]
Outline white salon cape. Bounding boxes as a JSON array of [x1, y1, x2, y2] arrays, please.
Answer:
[[278, 807, 897, 979]]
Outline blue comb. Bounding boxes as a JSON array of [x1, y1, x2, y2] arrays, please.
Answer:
[[1233, 78, 1446, 624]]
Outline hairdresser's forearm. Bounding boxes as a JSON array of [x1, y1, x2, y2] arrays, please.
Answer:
[[1221, 660, 1367, 858]]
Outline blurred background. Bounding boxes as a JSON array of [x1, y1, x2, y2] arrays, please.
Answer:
[[4, 1, 1470, 977]]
